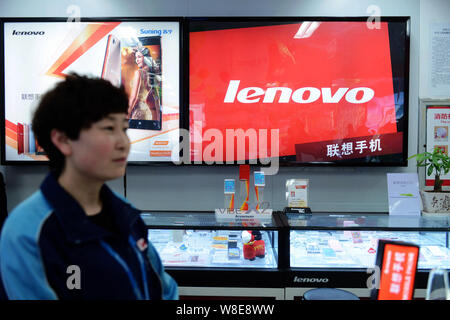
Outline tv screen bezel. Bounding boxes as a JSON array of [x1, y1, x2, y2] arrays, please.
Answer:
[[0, 16, 185, 166], [185, 16, 411, 167]]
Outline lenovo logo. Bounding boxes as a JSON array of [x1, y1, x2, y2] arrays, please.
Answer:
[[12, 30, 45, 36], [224, 80, 375, 104], [293, 276, 330, 284]]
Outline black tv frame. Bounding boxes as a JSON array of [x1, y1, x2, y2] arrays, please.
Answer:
[[1, 16, 410, 168], [185, 16, 411, 167]]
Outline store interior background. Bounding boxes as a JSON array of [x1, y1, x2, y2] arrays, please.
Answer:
[[1, 0, 449, 214]]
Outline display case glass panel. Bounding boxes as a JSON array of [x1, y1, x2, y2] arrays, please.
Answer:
[[142, 211, 279, 269], [287, 213, 449, 270]]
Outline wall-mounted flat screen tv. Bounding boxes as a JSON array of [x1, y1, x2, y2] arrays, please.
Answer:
[[1, 17, 182, 164], [188, 17, 410, 166]]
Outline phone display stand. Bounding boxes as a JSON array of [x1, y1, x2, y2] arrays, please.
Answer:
[[284, 207, 312, 214]]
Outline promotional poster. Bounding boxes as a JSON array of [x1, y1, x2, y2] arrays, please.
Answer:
[[3, 20, 180, 163], [426, 106, 450, 186]]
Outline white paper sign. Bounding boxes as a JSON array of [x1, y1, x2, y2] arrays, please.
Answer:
[[429, 23, 450, 97], [387, 173, 421, 216]]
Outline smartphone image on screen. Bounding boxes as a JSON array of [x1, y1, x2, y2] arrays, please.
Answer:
[[121, 36, 162, 130], [101, 34, 121, 88]]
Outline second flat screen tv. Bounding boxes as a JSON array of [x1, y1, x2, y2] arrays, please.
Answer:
[[188, 17, 410, 166], [2, 18, 182, 164]]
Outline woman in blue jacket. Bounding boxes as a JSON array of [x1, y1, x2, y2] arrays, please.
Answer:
[[0, 74, 178, 300]]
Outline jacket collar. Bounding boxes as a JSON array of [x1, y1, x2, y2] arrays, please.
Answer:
[[40, 173, 141, 244]]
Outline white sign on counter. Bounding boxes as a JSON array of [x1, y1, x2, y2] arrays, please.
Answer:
[[387, 173, 421, 216]]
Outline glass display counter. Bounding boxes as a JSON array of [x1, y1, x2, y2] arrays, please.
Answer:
[[283, 213, 449, 299], [141, 211, 285, 299], [141, 211, 449, 299]]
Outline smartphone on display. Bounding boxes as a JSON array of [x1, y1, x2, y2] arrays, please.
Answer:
[[227, 240, 240, 260], [101, 34, 121, 88], [121, 36, 162, 130]]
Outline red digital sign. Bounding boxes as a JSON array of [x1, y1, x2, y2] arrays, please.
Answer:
[[189, 19, 409, 165], [376, 241, 419, 300]]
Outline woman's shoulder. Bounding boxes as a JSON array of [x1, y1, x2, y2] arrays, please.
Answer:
[[1, 190, 54, 243], [10, 190, 53, 217]]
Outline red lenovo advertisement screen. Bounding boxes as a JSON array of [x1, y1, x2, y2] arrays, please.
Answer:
[[189, 18, 409, 165]]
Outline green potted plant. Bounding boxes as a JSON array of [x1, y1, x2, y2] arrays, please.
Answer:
[[408, 147, 450, 214]]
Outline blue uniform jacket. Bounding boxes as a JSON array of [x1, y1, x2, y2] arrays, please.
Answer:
[[0, 173, 178, 300]]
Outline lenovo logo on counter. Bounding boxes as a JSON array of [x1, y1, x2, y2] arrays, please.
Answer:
[[224, 80, 375, 104], [12, 30, 45, 36], [293, 276, 330, 284]]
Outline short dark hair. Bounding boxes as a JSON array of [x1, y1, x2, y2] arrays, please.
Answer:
[[32, 73, 129, 176]]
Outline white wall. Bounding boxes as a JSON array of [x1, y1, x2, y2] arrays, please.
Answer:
[[1, 0, 422, 213], [419, 0, 450, 99]]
